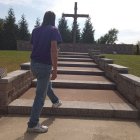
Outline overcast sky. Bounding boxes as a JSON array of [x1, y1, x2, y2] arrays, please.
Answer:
[[0, 0, 140, 44]]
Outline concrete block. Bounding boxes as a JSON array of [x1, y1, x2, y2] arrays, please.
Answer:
[[20, 62, 31, 70]]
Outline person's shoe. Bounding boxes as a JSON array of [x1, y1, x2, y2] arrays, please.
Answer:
[[52, 100, 62, 108], [27, 123, 48, 133]]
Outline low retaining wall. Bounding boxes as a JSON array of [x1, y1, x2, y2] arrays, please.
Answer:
[[89, 51, 140, 110], [59, 44, 135, 54], [17, 40, 135, 54], [117, 74, 140, 108], [17, 40, 32, 51], [0, 70, 33, 114]]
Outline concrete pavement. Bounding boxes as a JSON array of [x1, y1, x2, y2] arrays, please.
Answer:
[[0, 116, 140, 140]]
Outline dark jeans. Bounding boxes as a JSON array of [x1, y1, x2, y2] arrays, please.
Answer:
[[28, 60, 59, 128]]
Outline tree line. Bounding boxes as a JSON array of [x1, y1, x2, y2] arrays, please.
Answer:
[[0, 8, 119, 50]]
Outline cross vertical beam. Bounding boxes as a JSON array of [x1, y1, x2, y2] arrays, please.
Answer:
[[62, 2, 89, 44], [73, 2, 77, 44]]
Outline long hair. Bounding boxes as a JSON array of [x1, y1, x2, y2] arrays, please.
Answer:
[[42, 11, 55, 26]]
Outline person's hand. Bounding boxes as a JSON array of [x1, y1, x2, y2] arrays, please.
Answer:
[[51, 69, 57, 80]]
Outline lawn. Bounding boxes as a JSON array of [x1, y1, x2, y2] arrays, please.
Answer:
[[0, 51, 140, 77], [0, 51, 31, 72], [105, 54, 140, 77]]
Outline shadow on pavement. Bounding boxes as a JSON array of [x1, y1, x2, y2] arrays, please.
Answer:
[[15, 117, 55, 140]]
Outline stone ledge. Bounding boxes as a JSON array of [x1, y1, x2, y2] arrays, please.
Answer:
[[105, 64, 129, 83], [97, 58, 114, 71], [108, 64, 128, 73], [89, 54, 105, 58], [120, 74, 140, 86], [0, 70, 30, 83], [20, 62, 30, 70], [100, 58, 114, 63], [0, 69, 33, 107], [8, 99, 139, 119], [116, 74, 140, 110]]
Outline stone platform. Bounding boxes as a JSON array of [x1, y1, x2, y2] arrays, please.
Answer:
[[7, 52, 139, 119]]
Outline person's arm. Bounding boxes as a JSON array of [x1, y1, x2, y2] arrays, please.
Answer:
[[51, 40, 58, 80]]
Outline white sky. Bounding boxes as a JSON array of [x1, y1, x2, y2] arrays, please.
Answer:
[[0, 0, 140, 44]]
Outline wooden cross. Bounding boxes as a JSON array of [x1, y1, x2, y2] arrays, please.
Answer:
[[62, 2, 89, 44]]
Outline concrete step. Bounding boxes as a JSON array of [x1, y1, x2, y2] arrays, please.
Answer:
[[57, 67, 104, 75], [7, 87, 139, 119], [56, 74, 112, 82], [58, 61, 98, 67], [8, 98, 138, 119], [20, 61, 98, 70], [59, 52, 88, 56], [32, 80, 116, 90], [58, 54, 90, 58], [58, 57, 94, 62], [32, 74, 116, 89]]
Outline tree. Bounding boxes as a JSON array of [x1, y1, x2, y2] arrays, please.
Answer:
[[81, 18, 95, 43], [97, 34, 108, 44], [18, 14, 30, 41], [0, 18, 4, 31], [34, 18, 41, 28], [0, 19, 4, 49], [1, 8, 17, 50], [71, 22, 81, 43], [136, 41, 140, 55], [97, 28, 118, 44], [58, 17, 72, 43]]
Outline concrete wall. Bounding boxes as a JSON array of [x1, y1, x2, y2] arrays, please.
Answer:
[[17, 40, 32, 51], [17, 40, 135, 54], [89, 51, 140, 110]]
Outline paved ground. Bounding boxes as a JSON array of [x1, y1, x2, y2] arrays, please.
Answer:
[[0, 116, 140, 140]]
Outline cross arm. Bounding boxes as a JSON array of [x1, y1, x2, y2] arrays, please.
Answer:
[[62, 14, 75, 18], [76, 14, 89, 18], [62, 13, 89, 18]]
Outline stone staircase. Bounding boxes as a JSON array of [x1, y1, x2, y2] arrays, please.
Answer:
[[8, 52, 139, 119]]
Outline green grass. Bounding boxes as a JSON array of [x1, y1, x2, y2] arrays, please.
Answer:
[[105, 54, 140, 77], [0, 51, 30, 72]]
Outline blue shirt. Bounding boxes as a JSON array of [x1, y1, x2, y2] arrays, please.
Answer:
[[30, 25, 62, 64]]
